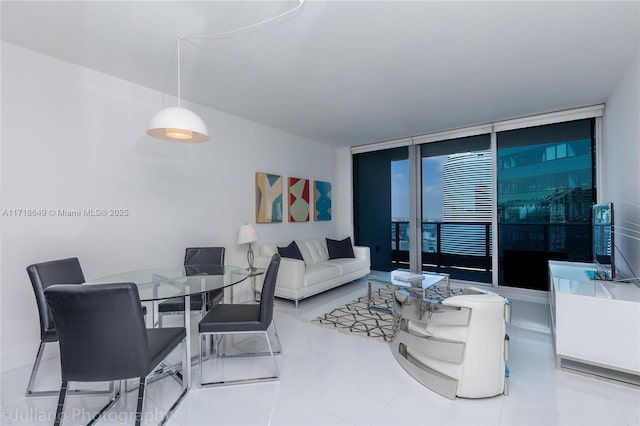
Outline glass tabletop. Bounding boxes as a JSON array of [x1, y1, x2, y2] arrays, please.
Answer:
[[88, 265, 264, 302], [368, 270, 449, 290]]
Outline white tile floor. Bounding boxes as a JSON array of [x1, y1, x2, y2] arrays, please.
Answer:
[[2, 279, 639, 425]]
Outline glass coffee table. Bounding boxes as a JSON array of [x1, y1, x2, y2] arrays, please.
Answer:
[[367, 270, 450, 313]]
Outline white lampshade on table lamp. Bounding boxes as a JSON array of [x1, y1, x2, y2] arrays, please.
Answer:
[[238, 224, 259, 271]]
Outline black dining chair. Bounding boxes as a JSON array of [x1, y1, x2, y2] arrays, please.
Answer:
[[157, 247, 225, 327], [25, 257, 148, 397], [44, 282, 188, 426], [198, 253, 281, 387], [25, 258, 114, 397]]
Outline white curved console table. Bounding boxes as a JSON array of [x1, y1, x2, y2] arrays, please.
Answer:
[[548, 261, 640, 385], [391, 286, 510, 399]]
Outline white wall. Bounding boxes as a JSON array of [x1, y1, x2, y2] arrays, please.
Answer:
[[0, 42, 341, 372], [604, 52, 640, 279], [333, 146, 354, 239]]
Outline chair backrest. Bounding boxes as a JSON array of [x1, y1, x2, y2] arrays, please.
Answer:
[[44, 282, 149, 382], [184, 247, 225, 266], [26, 257, 85, 338], [259, 254, 281, 327]]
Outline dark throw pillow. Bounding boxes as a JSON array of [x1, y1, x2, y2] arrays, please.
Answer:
[[277, 241, 304, 261], [326, 237, 355, 259]]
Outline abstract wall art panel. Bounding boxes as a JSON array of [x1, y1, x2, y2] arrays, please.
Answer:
[[255, 172, 283, 223], [314, 180, 332, 221], [288, 177, 310, 222]]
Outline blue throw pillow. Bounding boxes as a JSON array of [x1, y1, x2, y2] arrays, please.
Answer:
[[277, 241, 304, 261], [326, 237, 355, 259]]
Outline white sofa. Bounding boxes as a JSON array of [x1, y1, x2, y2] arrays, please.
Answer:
[[254, 238, 370, 307]]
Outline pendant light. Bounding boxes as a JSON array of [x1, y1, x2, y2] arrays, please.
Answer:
[[147, 0, 304, 143], [147, 37, 209, 143]]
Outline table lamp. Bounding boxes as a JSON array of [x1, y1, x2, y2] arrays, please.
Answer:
[[237, 223, 259, 271]]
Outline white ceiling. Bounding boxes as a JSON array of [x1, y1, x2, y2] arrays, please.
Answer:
[[2, 1, 639, 147]]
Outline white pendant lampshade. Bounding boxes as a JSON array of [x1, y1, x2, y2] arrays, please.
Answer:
[[147, 106, 209, 143]]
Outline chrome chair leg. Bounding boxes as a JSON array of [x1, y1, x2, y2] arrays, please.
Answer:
[[87, 381, 121, 426], [199, 330, 280, 387], [264, 330, 280, 381], [198, 334, 214, 363], [99, 343, 188, 426], [199, 334, 205, 387], [135, 377, 146, 426], [77, 343, 186, 425], [125, 361, 183, 393], [54, 380, 121, 426], [269, 321, 283, 355], [161, 338, 189, 426], [215, 322, 282, 358], [26, 342, 113, 397], [53, 380, 68, 426], [25, 341, 54, 397]]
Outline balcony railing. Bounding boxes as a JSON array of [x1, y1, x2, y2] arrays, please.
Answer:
[[391, 221, 492, 277], [390, 221, 591, 285]]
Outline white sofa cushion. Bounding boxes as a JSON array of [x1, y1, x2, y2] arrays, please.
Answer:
[[296, 238, 329, 265], [317, 257, 368, 276], [304, 263, 340, 287]]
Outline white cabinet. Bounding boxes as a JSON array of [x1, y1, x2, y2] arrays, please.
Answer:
[[549, 261, 640, 384]]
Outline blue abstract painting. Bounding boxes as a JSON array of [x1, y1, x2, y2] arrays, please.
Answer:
[[314, 180, 332, 221]]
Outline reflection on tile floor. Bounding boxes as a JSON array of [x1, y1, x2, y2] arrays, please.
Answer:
[[2, 279, 639, 425]]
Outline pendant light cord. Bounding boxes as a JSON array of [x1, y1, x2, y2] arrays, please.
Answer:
[[163, 0, 304, 107], [177, 36, 182, 107], [184, 0, 304, 41]]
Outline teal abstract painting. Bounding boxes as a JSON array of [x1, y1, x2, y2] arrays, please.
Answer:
[[314, 180, 332, 221]]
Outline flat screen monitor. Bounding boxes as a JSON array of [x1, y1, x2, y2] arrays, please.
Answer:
[[592, 202, 615, 279]]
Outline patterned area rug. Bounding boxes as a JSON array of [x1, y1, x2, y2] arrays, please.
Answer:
[[311, 286, 396, 343], [310, 284, 463, 343]]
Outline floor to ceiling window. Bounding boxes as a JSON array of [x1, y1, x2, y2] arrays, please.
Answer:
[[420, 135, 492, 283], [391, 158, 410, 268], [352, 106, 601, 292], [353, 146, 409, 271], [497, 119, 596, 290]]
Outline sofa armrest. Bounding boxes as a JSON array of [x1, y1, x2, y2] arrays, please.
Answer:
[[254, 255, 306, 291], [353, 245, 371, 268]]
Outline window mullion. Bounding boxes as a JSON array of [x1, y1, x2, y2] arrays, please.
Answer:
[[409, 143, 422, 272], [491, 126, 499, 287]]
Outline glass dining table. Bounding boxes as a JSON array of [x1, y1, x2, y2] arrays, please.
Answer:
[[88, 264, 264, 388]]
